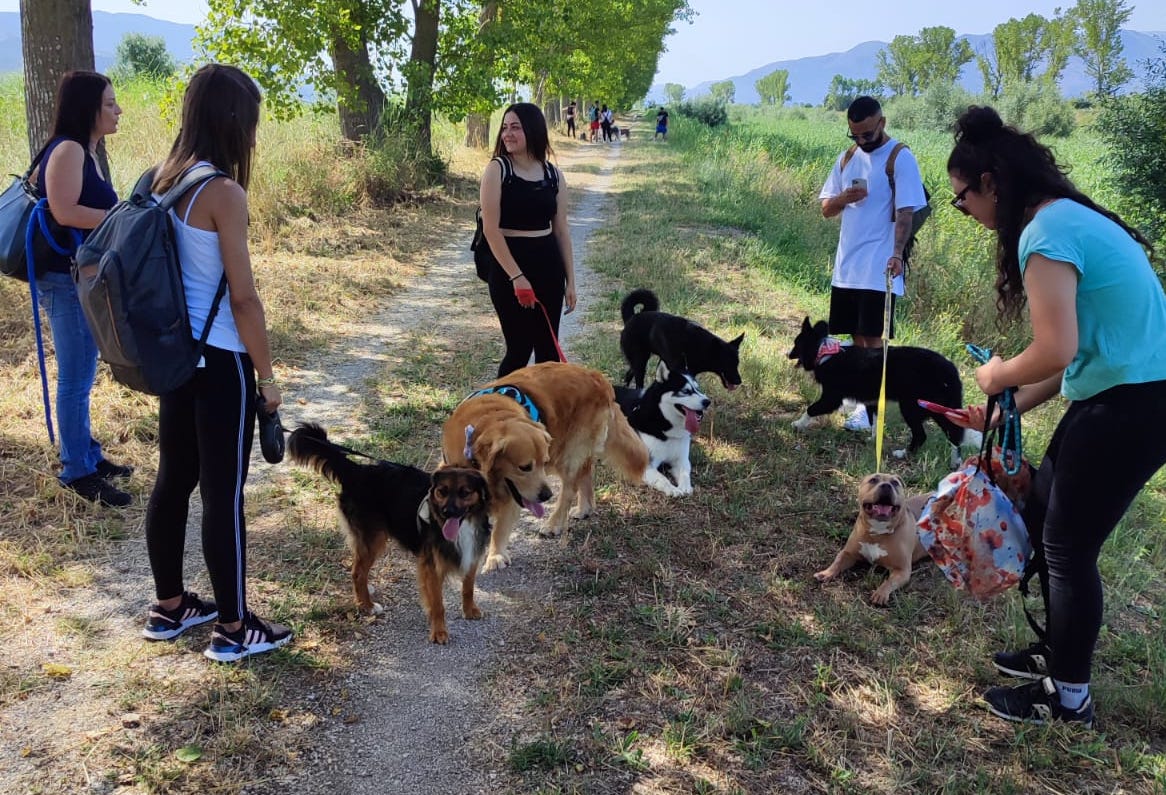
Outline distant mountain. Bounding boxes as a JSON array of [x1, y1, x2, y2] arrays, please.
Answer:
[[0, 11, 197, 74], [650, 29, 1166, 106]]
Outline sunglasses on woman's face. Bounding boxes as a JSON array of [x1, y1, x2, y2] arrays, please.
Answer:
[[951, 185, 972, 215]]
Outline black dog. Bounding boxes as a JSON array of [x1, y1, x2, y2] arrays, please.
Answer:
[[287, 423, 491, 643], [787, 317, 980, 461], [620, 288, 744, 390]]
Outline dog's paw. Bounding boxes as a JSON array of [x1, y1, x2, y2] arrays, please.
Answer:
[[814, 568, 837, 583], [464, 604, 483, 620], [792, 413, 813, 431], [481, 553, 511, 573], [370, 601, 384, 616], [870, 586, 894, 606], [536, 525, 561, 539], [643, 469, 684, 497], [677, 483, 694, 496], [569, 507, 593, 520], [892, 448, 907, 460], [429, 624, 450, 644]]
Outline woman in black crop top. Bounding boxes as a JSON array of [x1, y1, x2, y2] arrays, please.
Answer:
[[479, 102, 576, 376], [31, 71, 133, 507]]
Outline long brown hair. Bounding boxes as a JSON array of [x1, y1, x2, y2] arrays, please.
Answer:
[[947, 105, 1153, 324], [153, 64, 261, 192], [48, 70, 111, 146], [491, 102, 553, 164]]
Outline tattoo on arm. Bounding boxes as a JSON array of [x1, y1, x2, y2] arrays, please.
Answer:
[[893, 208, 913, 256]]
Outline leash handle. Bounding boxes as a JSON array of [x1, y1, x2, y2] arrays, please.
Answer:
[[966, 343, 1023, 475]]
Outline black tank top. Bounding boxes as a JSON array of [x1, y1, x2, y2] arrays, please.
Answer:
[[496, 156, 558, 231]]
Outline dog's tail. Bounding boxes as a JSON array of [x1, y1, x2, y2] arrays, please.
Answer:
[[287, 422, 361, 485], [620, 288, 659, 323], [599, 403, 651, 481]]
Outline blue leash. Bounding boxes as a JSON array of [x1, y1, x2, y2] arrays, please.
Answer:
[[25, 198, 83, 445], [966, 343, 1023, 475]]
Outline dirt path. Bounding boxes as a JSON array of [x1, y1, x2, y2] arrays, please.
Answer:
[[273, 141, 624, 794]]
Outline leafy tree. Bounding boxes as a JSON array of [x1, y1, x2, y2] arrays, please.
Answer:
[[708, 79, 735, 105], [822, 75, 882, 111], [1072, 0, 1134, 97], [879, 27, 971, 97], [1096, 45, 1166, 242], [754, 68, 790, 106], [1040, 10, 1078, 85], [112, 32, 175, 80], [664, 82, 685, 104]]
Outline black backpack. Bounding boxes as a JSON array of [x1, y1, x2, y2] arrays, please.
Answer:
[[470, 156, 558, 281], [72, 164, 228, 396]]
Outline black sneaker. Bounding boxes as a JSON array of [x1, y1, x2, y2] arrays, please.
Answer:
[[95, 459, 134, 480], [983, 677, 1094, 728], [204, 612, 293, 662], [994, 642, 1051, 680], [142, 591, 219, 640], [64, 473, 132, 507]]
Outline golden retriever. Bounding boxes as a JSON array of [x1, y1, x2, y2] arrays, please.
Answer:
[[442, 362, 679, 571]]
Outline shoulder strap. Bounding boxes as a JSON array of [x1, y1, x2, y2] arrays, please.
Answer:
[[493, 155, 513, 183], [885, 142, 908, 223], [543, 160, 558, 191], [840, 144, 858, 173], [158, 164, 228, 211]]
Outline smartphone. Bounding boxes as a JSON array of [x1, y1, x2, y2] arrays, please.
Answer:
[[917, 399, 969, 420], [850, 177, 867, 190]]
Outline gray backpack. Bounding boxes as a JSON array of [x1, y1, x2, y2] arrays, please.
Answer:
[[73, 164, 228, 395]]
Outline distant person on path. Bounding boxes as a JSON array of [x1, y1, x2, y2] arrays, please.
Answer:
[[588, 101, 600, 142], [945, 105, 1166, 728], [601, 104, 614, 142], [478, 102, 576, 376], [818, 95, 926, 431], [141, 64, 292, 663], [565, 100, 576, 138], [32, 70, 133, 507], [655, 107, 669, 140]]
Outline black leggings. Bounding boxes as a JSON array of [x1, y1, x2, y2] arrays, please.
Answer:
[[566, 117, 576, 137], [488, 234, 566, 377], [145, 345, 256, 624], [1023, 379, 1166, 682]]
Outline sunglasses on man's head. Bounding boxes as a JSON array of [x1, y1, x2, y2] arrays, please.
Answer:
[[951, 185, 972, 215]]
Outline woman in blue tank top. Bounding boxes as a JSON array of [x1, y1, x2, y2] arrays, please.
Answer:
[[947, 105, 1166, 729], [32, 71, 131, 507]]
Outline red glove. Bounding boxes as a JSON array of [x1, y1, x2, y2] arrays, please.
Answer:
[[514, 287, 537, 308]]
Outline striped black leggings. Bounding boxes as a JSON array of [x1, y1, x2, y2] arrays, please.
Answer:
[[145, 345, 257, 624]]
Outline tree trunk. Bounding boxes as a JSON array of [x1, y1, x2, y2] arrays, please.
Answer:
[[465, 114, 491, 149], [329, 28, 386, 143], [405, 0, 440, 159], [20, 0, 96, 161]]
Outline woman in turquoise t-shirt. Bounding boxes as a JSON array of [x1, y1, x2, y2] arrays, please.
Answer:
[[946, 106, 1166, 729]]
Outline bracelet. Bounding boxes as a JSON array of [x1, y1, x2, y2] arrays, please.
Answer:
[[257, 376, 277, 388], [510, 272, 525, 282]]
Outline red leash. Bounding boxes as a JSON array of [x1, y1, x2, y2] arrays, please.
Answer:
[[515, 286, 567, 362]]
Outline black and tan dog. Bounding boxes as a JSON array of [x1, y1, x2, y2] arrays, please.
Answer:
[[287, 423, 491, 644], [814, 473, 930, 605]]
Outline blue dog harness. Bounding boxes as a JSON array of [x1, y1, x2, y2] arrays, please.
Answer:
[[461, 384, 543, 424]]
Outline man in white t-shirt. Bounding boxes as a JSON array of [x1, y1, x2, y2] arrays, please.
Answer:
[[818, 96, 926, 430]]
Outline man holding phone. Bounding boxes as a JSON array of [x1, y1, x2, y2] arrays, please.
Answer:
[[818, 96, 927, 431]]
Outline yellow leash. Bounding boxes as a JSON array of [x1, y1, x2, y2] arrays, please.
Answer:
[[874, 268, 892, 472]]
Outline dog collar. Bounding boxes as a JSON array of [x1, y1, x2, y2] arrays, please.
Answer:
[[462, 384, 542, 424], [816, 337, 844, 365]]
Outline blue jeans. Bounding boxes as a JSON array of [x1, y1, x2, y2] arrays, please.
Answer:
[[35, 271, 103, 483]]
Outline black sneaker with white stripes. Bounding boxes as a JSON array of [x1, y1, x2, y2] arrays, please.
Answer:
[[142, 591, 219, 640], [983, 677, 1094, 728], [203, 612, 293, 662], [993, 642, 1051, 680]]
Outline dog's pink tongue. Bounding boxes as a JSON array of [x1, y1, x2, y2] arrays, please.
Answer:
[[871, 504, 895, 520], [523, 499, 545, 518], [684, 408, 701, 434], [442, 517, 460, 541]]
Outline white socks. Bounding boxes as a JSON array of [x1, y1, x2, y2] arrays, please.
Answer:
[[1054, 679, 1090, 710]]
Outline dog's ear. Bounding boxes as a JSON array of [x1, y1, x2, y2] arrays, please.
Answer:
[[471, 470, 490, 507], [729, 333, 744, 350], [813, 320, 829, 336], [655, 360, 670, 381], [801, 316, 811, 331]]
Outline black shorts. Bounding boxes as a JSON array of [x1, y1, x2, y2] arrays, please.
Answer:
[[829, 287, 895, 339]]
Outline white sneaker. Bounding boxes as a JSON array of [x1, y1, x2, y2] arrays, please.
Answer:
[[841, 398, 859, 413], [843, 405, 871, 432]]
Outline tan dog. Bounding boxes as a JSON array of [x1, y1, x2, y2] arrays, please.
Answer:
[[815, 473, 930, 605], [443, 362, 678, 572]]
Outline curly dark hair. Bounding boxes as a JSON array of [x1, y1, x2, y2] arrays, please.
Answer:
[[947, 105, 1154, 324]]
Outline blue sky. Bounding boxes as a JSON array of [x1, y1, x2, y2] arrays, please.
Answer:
[[2, 0, 1164, 88]]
